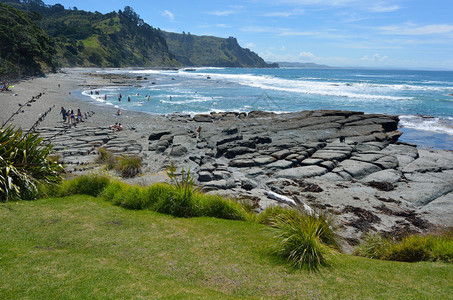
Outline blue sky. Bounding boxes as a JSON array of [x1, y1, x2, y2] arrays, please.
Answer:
[[45, 0, 453, 70]]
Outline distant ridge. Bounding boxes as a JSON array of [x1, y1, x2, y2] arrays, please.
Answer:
[[276, 62, 333, 68], [163, 32, 278, 68]]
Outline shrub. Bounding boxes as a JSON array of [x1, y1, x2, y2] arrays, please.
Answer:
[[144, 183, 173, 209], [101, 180, 131, 202], [58, 173, 110, 197], [112, 185, 147, 209], [115, 155, 142, 178], [198, 194, 248, 221], [154, 186, 199, 218], [0, 125, 62, 201], [155, 167, 199, 217], [96, 147, 117, 169], [355, 233, 394, 260], [356, 230, 453, 263], [270, 208, 336, 270], [257, 205, 299, 226]]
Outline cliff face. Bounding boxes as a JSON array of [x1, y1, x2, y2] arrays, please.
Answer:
[[163, 32, 278, 68]]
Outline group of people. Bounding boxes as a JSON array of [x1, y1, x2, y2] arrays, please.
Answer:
[[60, 107, 83, 124], [109, 123, 123, 132]]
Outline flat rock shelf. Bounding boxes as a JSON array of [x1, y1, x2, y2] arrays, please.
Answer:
[[39, 109, 453, 252]]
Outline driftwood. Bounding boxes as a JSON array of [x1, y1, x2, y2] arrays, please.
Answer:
[[264, 190, 314, 215]]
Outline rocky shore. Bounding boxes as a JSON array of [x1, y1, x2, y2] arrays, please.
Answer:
[[2, 69, 452, 252]]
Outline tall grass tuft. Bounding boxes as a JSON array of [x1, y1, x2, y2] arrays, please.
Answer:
[[111, 185, 147, 209], [355, 233, 393, 260], [96, 147, 117, 170], [101, 180, 132, 202], [58, 173, 110, 197], [270, 207, 336, 270], [257, 205, 298, 226], [198, 194, 248, 221], [156, 167, 199, 217], [115, 155, 142, 178], [356, 229, 453, 263]]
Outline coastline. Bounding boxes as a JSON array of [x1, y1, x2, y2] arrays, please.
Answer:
[[1, 69, 452, 252]]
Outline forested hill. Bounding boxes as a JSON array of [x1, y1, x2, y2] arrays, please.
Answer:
[[0, 0, 276, 71], [163, 32, 278, 68], [0, 3, 57, 77], [0, 1, 181, 68]]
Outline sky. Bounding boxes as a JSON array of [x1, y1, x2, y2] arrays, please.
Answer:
[[43, 0, 453, 70]]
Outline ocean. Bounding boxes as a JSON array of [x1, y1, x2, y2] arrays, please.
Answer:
[[80, 67, 453, 150]]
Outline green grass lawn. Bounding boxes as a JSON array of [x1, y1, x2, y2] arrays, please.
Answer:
[[1, 196, 452, 299]]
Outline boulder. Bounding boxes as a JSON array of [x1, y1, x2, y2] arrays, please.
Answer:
[[275, 166, 328, 179], [241, 178, 258, 191], [198, 171, 213, 182], [253, 156, 277, 166], [311, 150, 350, 161], [265, 160, 294, 170], [148, 131, 171, 141], [193, 114, 213, 122], [170, 145, 188, 156], [229, 159, 256, 168], [225, 147, 255, 159], [361, 169, 402, 184], [337, 160, 382, 178], [271, 149, 291, 160]]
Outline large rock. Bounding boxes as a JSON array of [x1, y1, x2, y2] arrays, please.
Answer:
[[275, 166, 328, 179], [265, 160, 294, 170], [229, 159, 256, 168], [225, 146, 255, 159], [312, 150, 350, 161], [193, 114, 213, 122], [361, 169, 402, 184], [253, 156, 277, 166], [271, 149, 291, 160], [336, 160, 382, 178], [170, 145, 188, 156], [148, 130, 171, 141]]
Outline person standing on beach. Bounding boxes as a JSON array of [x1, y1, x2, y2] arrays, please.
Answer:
[[77, 109, 83, 122], [60, 107, 67, 122], [69, 110, 75, 124]]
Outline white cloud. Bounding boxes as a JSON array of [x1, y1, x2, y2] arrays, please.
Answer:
[[361, 54, 388, 62], [246, 43, 256, 48], [370, 3, 400, 13], [209, 10, 236, 16], [160, 10, 175, 21], [261, 9, 304, 17], [281, 46, 287, 51], [208, 5, 243, 16], [299, 51, 315, 59], [379, 23, 453, 35], [279, 30, 318, 36]]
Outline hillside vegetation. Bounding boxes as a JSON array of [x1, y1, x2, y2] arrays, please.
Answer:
[[1, 1, 180, 68], [0, 2, 57, 77], [1, 0, 275, 71], [164, 31, 277, 68]]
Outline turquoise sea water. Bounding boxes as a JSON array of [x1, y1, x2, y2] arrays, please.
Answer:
[[80, 68, 453, 149]]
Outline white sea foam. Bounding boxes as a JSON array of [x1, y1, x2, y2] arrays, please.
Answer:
[[399, 115, 453, 135]]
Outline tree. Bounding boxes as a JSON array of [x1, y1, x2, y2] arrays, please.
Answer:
[[0, 59, 20, 91]]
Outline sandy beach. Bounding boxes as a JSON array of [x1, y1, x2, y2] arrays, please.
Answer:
[[0, 68, 168, 132], [2, 69, 452, 252]]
